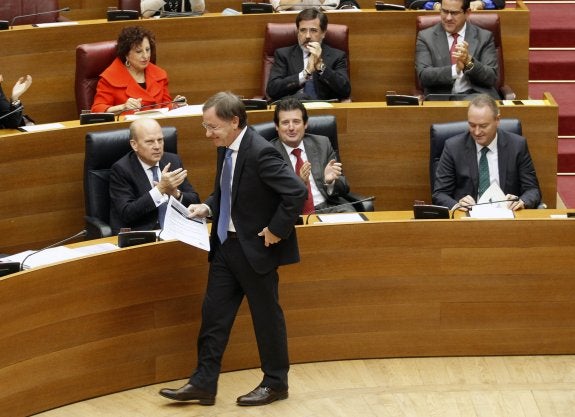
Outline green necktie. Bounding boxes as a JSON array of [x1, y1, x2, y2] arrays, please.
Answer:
[[478, 147, 490, 198]]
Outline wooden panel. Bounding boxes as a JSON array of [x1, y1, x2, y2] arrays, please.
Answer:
[[1, 213, 574, 416], [0, 100, 558, 253], [0, 8, 529, 123]]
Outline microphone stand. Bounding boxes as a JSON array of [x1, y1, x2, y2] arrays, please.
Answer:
[[11, 7, 71, 28], [304, 196, 375, 225], [115, 97, 187, 115], [0, 104, 24, 122], [450, 197, 520, 219], [19, 230, 87, 271]]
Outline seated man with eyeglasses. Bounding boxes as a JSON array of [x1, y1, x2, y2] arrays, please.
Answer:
[[415, 0, 500, 100], [266, 8, 351, 102]]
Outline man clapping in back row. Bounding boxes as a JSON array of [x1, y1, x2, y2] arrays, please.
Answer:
[[266, 9, 351, 103]]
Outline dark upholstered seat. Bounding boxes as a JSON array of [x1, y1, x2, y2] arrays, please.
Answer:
[[83, 126, 178, 239]]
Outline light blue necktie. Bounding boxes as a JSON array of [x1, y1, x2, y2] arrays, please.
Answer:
[[151, 166, 167, 228], [478, 147, 490, 198], [217, 148, 233, 244]]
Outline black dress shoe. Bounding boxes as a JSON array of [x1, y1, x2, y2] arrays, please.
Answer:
[[236, 386, 288, 406], [159, 383, 215, 405]]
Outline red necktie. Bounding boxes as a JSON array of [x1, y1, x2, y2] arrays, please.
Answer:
[[450, 33, 459, 65], [291, 148, 315, 214]]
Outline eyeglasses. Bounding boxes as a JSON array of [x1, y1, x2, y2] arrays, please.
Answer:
[[201, 122, 220, 132], [298, 27, 320, 35], [440, 8, 464, 16]]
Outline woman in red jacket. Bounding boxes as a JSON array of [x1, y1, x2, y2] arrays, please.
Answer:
[[91, 26, 185, 115]]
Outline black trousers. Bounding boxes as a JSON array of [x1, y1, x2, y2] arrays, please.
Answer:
[[189, 237, 289, 394]]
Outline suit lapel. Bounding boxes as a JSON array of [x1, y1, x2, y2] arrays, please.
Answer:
[[464, 134, 480, 192], [232, 130, 250, 204], [303, 136, 324, 193], [465, 23, 479, 60], [496, 129, 509, 188], [290, 45, 304, 72], [434, 24, 451, 66], [129, 152, 154, 192]]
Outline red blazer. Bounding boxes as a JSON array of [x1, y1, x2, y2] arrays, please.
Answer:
[[91, 57, 173, 113]]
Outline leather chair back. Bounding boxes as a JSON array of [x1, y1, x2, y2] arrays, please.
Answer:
[[118, 0, 141, 11], [416, 14, 511, 99], [75, 41, 118, 115], [252, 115, 341, 159], [0, 0, 67, 26], [429, 118, 522, 189], [84, 126, 177, 238], [261, 23, 349, 101]]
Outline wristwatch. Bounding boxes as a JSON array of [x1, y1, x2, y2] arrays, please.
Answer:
[[11, 98, 21, 107], [463, 58, 475, 73], [317, 63, 326, 74]]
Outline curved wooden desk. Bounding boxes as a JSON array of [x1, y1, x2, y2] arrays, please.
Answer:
[[1, 5, 529, 123], [0, 99, 558, 254], [1, 210, 574, 416]]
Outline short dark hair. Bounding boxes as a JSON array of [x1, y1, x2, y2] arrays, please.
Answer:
[[116, 26, 156, 61], [440, 0, 471, 12], [296, 8, 328, 32], [273, 97, 308, 126], [203, 92, 247, 129], [469, 94, 500, 118]]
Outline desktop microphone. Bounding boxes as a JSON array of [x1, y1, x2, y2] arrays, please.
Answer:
[[304, 195, 375, 224], [0, 104, 24, 122], [19, 230, 88, 271], [10, 7, 71, 28], [405, 0, 429, 10], [134, 96, 187, 111]]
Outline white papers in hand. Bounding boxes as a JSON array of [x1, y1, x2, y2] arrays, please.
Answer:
[[160, 196, 210, 251], [477, 183, 506, 205]]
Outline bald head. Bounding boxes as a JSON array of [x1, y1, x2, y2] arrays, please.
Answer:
[[129, 118, 165, 166]]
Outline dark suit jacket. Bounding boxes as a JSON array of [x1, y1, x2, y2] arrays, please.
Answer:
[[415, 22, 500, 99], [266, 43, 351, 102], [432, 129, 542, 209], [270, 133, 351, 207], [109, 151, 200, 234], [205, 127, 307, 275], [0, 84, 23, 129]]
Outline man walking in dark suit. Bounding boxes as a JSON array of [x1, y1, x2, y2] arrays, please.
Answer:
[[109, 117, 200, 234], [270, 97, 354, 213], [266, 8, 351, 102], [415, 0, 500, 99], [432, 94, 541, 210], [159, 92, 307, 406]]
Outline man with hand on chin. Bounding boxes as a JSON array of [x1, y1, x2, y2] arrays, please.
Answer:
[[266, 8, 351, 102]]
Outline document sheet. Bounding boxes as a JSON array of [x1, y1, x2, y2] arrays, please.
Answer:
[[469, 183, 514, 219], [160, 196, 210, 251]]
